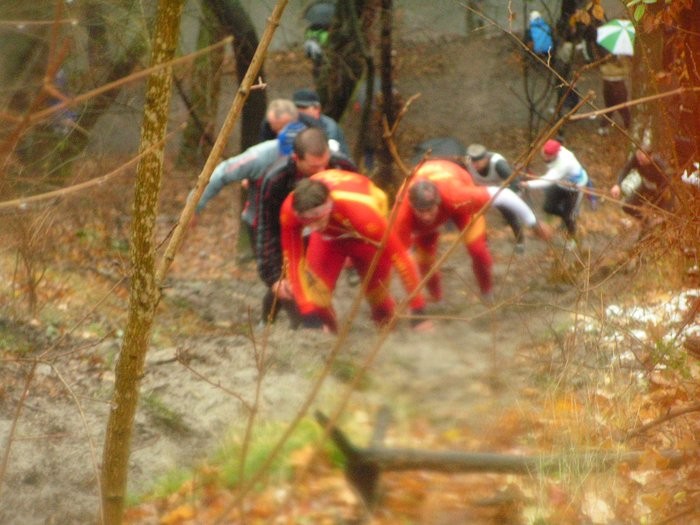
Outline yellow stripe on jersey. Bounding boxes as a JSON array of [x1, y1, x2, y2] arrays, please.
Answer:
[[330, 189, 388, 216], [420, 167, 456, 181], [464, 215, 486, 243]]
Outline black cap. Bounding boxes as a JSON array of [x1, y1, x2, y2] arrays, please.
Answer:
[[293, 88, 321, 108]]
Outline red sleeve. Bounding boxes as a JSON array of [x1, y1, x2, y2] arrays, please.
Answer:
[[385, 229, 427, 311], [439, 181, 492, 295], [279, 196, 315, 315], [393, 192, 416, 249], [443, 184, 491, 229]]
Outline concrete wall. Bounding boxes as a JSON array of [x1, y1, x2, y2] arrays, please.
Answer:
[[236, 0, 627, 51], [238, 0, 536, 50]]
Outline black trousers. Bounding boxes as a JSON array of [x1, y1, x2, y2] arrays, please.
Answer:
[[261, 288, 303, 328], [495, 205, 524, 244], [543, 185, 581, 236], [601, 79, 631, 128]]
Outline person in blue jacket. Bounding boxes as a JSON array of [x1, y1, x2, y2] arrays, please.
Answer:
[[526, 10, 554, 58]]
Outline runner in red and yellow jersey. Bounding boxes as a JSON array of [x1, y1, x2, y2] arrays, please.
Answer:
[[394, 159, 494, 303], [278, 169, 430, 332]]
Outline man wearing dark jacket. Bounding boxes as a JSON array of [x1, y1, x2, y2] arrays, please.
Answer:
[[256, 127, 357, 324]]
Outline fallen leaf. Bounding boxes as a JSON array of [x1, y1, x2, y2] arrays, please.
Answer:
[[159, 504, 195, 525], [581, 492, 614, 524]]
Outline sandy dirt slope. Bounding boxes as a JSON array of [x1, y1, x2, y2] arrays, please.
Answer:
[[0, 29, 636, 524]]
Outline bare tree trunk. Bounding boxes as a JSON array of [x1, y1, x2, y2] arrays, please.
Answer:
[[99, 1, 184, 523], [636, 6, 700, 170], [318, 0, 379, 121], [204, 0, 267, 151], [375, 0, 396, 192], [177, 4, 225, 167], [668, 9, 700, 168]]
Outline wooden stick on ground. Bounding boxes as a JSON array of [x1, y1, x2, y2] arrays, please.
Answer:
[[315, 410, 690, 509]]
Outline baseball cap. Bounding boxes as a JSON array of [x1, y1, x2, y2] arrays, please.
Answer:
[[542, 139, 561, 158], [292, 88, 321, 108]]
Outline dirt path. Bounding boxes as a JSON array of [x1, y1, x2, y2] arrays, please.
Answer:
[[0, 31, 634, 524]]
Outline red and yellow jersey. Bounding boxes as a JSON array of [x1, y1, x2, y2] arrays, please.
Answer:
[[280, 169, 424, 315], [395, 159, 491, 247]]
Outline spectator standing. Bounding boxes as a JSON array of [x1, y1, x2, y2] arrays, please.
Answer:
[[302, 1, 335, 79], [598, 56, 632, 135], [526, 11, 554, 59]]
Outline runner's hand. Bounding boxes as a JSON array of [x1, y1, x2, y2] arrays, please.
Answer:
[[534, 221, 553, 241], [272, 279, 293, 300], [411, 319, 434, 332]]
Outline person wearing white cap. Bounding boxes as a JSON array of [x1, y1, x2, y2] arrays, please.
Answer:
[[526, 10, 554, 57]]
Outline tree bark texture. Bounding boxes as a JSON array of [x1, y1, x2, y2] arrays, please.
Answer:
[[100, 0, 184, 523], [205, 0, 267, 151], [318, 0, 379, 121], [633, 2, 700, 239], [375, 0, 396, 192], [177, 4, 225, 167], [665, 6, 700, 168]]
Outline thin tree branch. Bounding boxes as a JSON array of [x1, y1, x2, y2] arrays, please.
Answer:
[[0, 19, 77, 27], [0, 35, 233, 165], [51, 364, 103, 519], [154, 9, 280, 286], [624, 401, 700, 441], [175, 350, 254, 413], [569, 87, 700, 121], [0, 125, 183, 212], [0, 363, 37, 499]]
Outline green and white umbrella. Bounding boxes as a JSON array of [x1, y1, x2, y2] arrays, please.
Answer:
[[596, 19, 635, 56]]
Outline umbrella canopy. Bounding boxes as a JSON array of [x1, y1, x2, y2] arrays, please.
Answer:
[[596, 19, 635, 56], [411, 137, 466, 165], [303, 1, 335, 29]]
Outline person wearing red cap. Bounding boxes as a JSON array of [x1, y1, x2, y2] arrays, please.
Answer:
[[278, 170, 430, 332], [521, 139, 589, 247]]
